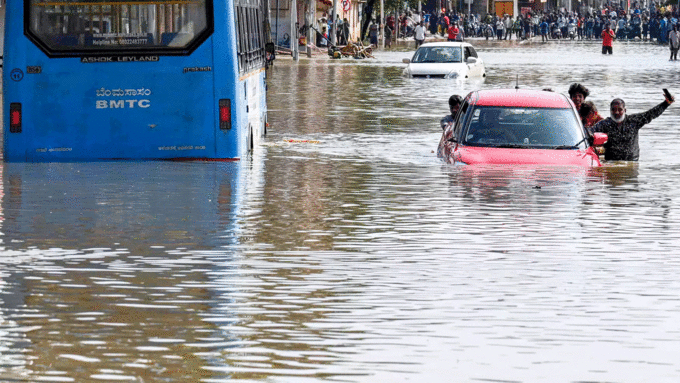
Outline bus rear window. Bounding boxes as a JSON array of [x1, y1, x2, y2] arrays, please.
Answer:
[[27, 0, 212, 56]]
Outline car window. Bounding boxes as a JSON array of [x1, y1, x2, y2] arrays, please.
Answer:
[[453, 101, 470, 139], [412, 47, 462, 63], [466, 47, 478, 58], [463, 106, 584, 148]]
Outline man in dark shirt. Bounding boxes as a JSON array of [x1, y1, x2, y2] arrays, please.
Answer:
[[590, 91, 674, 161], [440, 95, 463, 130]]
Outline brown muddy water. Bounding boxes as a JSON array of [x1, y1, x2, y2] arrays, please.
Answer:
[[2, 40, 680, 382]]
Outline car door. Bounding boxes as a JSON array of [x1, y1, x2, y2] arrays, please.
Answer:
[[464, 46, 483, 77]]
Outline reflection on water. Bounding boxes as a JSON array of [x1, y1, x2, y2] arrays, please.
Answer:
[[3, 41, 680, 382], [1, 163, 243, 250], [0, 162, 249, 382]]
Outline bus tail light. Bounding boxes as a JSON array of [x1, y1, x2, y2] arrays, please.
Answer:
[[219, 99, 231, 130], [10, 103, 22, 133]]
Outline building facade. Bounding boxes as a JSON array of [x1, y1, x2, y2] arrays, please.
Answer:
[[270, 0, 363, 48]]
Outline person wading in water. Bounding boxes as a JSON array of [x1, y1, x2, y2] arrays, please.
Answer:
[[589, 90, 674, 161], [601, 23, 615, 54], [440, 95, 463, 130]]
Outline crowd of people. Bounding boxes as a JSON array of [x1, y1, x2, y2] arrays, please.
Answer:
[[313, 0, 680, 58], [374, 1, 680, 46]]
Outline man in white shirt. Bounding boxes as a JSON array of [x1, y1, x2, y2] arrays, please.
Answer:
[[669, 26, 680, 60], [495, 18, 505, 40], [504, 15, 513, 40], [414, 22, 426, 47]]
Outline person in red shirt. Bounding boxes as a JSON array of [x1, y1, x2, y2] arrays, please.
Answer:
[[447, 22, 459, 41], [601, 23, 615, 54]]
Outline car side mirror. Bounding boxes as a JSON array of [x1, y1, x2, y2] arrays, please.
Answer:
[[447, 136, 457, 143], [466, 57, 477, 64], [402, 58, 411, 64], [592, 132, 608, 146]]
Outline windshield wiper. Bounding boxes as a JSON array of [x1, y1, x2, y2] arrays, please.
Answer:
[[549, 137, 587, 150], [573, 137, 587, 147], [496, 144, 526, 148]]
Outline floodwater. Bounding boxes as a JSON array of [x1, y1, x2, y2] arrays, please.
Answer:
[[2, 40, 680, 382]]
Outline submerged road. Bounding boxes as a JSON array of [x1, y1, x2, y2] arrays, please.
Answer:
[[1, 39, 680, 382]]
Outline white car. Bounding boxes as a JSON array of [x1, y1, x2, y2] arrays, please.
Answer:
[[402, 42, 486, 79]]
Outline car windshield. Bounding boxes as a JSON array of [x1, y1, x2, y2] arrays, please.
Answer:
[[411, 46, 462, 63], [463, 106, 585, 149]]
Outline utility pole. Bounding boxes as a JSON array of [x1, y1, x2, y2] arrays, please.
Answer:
[[395, 3, 399, 41], [291, 0, 299, 60], [331, 0, 338, 45], [380, 0, 385, 48], [306, 0, 314, 57]]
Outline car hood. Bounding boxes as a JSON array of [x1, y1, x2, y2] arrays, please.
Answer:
[[407, 63, 467, 75], [457, 146, 601, 167]]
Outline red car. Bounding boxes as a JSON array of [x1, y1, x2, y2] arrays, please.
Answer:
[[438, 89, 608, 166]]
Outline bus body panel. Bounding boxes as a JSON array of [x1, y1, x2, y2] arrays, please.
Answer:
[[5, 46, 221, 160], [213, 1, 241, 159], [2, 0, 265, 161], [244, 68, 268, 150]]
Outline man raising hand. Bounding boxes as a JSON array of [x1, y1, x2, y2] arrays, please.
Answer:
[[590, 90, 674, 161]]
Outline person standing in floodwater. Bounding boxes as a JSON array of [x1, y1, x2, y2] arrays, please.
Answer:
[[414, 22, 426, 47], [369, 20, 379, 47], [590, 91, 674, 161], [540, 18, 549, 42], [602, 23, 615, 54], [384, 23, 393, 48], [440, 95, 463, 130], [341, 18, 350, 45], [568, 83, 590, 113], [523, 15, 532, 39], [579, 101, 604, 129], [669, 26, 679, 60]]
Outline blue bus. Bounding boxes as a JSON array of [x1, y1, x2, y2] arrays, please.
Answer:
[[2, 0, 271, 161]]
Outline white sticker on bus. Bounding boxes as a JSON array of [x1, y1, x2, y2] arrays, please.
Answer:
[[97, 100, 151, 109]]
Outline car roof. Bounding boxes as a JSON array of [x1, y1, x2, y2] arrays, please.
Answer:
[[418, 42, 470, 48], [470, 89, 573, 108]]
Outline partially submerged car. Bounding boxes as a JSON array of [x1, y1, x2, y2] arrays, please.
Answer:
[[437, 89, 608, 167], [402, 42, 485, 79]]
